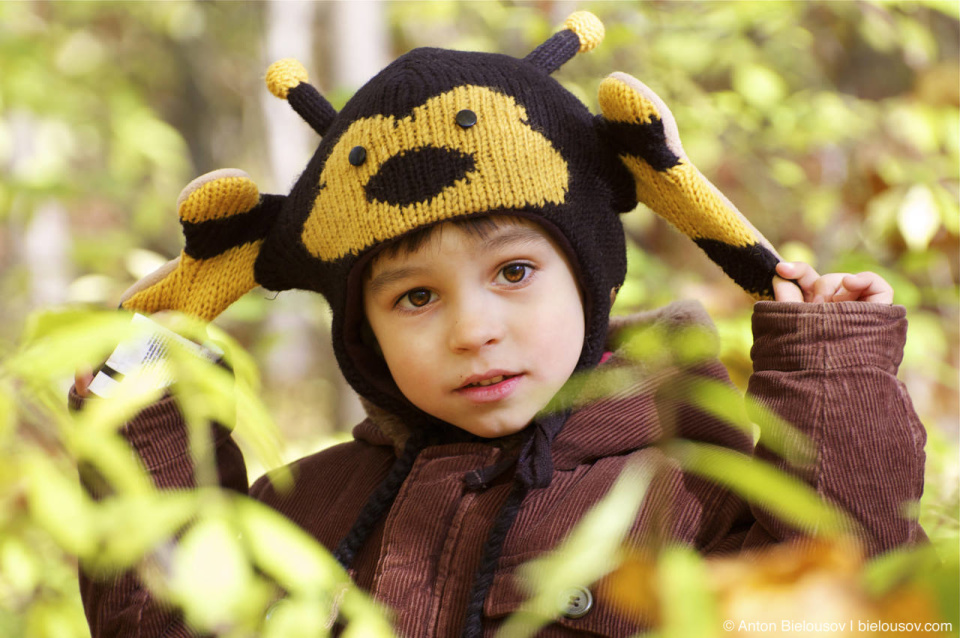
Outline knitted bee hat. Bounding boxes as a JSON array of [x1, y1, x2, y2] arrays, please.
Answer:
[[122, 11, 779, 417], [120, 12, 781, 634]]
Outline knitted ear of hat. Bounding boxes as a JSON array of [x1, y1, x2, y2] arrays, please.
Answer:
[[120, 169, 285, 320], [597, 72, 781, 299]]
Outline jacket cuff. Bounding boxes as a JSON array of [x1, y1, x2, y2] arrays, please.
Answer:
[[751, 301, 907, 375]]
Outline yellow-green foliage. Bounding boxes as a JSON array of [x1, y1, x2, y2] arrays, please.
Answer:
[[1, 1, 957, 636]]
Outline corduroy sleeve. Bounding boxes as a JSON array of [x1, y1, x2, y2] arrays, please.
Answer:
[[71, 388, 247, 638], [742, 301, 927, 555]]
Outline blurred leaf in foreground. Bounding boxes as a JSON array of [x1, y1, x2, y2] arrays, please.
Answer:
[[665, 440, 855, 537], [496, 464, 651, 638], [607, 538, 956, 637]]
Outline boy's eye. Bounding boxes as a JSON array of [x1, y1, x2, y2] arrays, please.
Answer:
[[401, 289, 434, 308], [500, 264, 528, 283]]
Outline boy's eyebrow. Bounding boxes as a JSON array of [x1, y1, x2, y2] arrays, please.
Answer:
[[365, 224, 549, 297], [479, 224, 546, 253], [365, 265, 431, 297]]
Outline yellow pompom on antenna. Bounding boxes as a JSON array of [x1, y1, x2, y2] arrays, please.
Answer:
[[564, 11, 604, 53], [265, 58, 309, 100]]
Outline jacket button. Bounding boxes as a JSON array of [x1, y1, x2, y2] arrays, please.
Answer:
[[559, 586, 593, 619]]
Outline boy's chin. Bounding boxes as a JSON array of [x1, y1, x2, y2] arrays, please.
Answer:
[[448, 416, 534, 440]]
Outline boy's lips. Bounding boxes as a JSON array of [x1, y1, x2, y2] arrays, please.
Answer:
[[457, 370, 520, 389], [455, 371, 523, 403]]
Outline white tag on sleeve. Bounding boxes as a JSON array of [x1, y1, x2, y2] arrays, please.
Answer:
[[88, 313, 222, 398]]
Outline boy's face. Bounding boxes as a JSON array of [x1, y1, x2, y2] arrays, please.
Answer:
[[363, 218, 585, 438]]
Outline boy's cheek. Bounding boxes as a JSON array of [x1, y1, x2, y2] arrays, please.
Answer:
[[384, 339, 444, 398]]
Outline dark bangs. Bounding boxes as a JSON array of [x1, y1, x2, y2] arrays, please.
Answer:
[[364, 215, 526, 277]]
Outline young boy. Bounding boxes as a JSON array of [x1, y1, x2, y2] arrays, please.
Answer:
[[74, 11, 926, 638]]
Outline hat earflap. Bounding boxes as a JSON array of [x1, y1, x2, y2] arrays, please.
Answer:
[[597, 72, 781, 300], [120, 169, 285, 320]]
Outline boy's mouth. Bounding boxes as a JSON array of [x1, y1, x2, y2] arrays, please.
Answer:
[[466, 374, 510, 388], [455, 372, 523, 403], [458, 371, 520, 390]]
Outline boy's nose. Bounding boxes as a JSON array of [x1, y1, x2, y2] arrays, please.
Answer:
[[447, 304, 504, 353]]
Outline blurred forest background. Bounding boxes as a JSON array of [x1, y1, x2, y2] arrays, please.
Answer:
[[1, 1, 958, 636]]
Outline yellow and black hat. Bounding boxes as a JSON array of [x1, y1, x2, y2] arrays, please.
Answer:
[[122, 11, 780, 417]]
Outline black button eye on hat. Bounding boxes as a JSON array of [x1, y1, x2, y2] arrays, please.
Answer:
[[456, 109, 478, 128], [121, 10, 782, 636], [348, 146, 367, 166]]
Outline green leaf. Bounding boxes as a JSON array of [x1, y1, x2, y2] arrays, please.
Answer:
[[498, 464, 651, 638], [170, 515, 256, 631], [658, 547, 719, 638], [262, 598, 330, 638], [5, 309, 138, 383], [86, 491, 199, 572], [769, 158, 805, 187], [862, 544, 941, 597], [236, 498, 347, 596], [338, 588, 398, 638], [0, 382, 14, 447], [25, 452, 97, 556], [732, 64, 787, 109], [24, 596, 89, 638], [863, 541, 960, 629], [161, 317, 289, 487], [66, 427, 155, 498], [664, 441, 853, 536], [614, 322, 720, 370], [686, 377, 816, 467], [0, 537, 41, 595], [237, 497, 395, 635]]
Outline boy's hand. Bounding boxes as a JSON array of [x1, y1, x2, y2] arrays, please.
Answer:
[[75, 365, 94, 398], [773, 262, 894, 304]]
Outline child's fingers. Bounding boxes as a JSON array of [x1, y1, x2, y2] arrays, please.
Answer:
[[773, 264, 894, 304], [75, 366, 94, 398], [832, 273, 870, 302], [811, 273, 848, 302], [840, 272, 894, 304], [773, 275, 804, 302], [775, 262, 821, 301]]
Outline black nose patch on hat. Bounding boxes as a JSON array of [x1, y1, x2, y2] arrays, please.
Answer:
[[365, 146, 477, 207]]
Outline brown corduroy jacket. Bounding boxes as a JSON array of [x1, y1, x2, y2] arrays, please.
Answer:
[[75, 301, 926, 638]]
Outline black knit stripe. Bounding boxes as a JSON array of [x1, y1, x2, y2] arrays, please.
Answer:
[[288, 82, 339, 136], [523, 29, 581, 75], [182, 194, 285, 260], [597, 117, 682, 172], [365, 147, 476, 207], [461, 482, 530, 638], [694, 238, 780, 299], [332, 433, 425, 568]]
